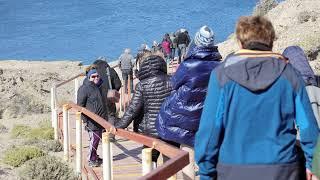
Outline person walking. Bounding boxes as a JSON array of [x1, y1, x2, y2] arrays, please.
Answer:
[[77, 65, 108, 167], [93, 57, 121, 141], [161, 33, 172, 63], [119, 48, 134, 93], [283, 46, 320, 125], [177, 28, 191, 63], [283, 46, 320, 180], [156, 25, 222, 180], [195, 16, 319, 180], [115, 54, 179, 167], [170, 32, 178, 60]]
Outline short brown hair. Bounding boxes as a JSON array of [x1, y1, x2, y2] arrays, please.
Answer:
[[236, 16, 275, 49]]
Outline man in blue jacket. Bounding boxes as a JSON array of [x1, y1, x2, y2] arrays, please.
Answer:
[[195, 16, 319, 180]]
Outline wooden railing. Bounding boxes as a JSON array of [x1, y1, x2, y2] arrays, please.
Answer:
[[51, 62, 187, 179], [59, 103, 189, 179]]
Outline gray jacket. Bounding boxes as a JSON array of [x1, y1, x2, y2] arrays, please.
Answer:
[[306, 85, 320, 127], [119, 53, 133, 70]]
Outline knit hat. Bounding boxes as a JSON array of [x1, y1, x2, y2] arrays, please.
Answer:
[[87, 69, 97, 78], [194, 25, 215, 47]]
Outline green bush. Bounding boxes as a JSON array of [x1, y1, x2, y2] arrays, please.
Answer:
[[3, 146, 46, 167], [19, 155, 76, 180], [23, 139, 62, 152], [11, 125, 31, 138], [28, 127, 54, 140]]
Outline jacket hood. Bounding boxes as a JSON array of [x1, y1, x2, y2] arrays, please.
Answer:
[[224, 50, 288, 92], [138, 55, 167, 80], [185, 42, 222, 61], [283, 46, 317, 86]]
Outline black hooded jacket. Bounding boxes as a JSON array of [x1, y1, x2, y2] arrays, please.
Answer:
[[93, 60, 121, 116], [77, 78, 108, 131], [115, 55, 172, 137]]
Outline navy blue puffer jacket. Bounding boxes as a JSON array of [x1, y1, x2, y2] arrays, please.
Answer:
[[156, 45, 222, 146]]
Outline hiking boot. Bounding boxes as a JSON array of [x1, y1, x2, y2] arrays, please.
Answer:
[[88, 161, 101, 167]]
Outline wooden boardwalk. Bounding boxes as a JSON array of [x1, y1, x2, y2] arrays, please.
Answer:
[[59, 110, 184, 180], [55, 62, 183, 179], [59, 110, 142, 179]]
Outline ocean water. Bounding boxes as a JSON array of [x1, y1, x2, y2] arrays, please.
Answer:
[[0, 0, 258, 64]]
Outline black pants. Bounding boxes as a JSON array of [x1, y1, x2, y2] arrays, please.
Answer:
[[143, 139, 180, 162], [122, 69, 133, 93]]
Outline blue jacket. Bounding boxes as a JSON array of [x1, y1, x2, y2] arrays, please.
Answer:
[[156, 45, 221, 146], [195, 49, 319, 180]]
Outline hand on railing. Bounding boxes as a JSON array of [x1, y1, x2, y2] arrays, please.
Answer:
[[108, 126, 117, 134]]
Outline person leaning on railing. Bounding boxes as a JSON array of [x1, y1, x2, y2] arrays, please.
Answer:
[[195, 16, 319, 180], [77, 65, 108, 167]]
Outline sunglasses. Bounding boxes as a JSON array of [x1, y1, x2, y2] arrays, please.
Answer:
[[90, 75, 99, 79]]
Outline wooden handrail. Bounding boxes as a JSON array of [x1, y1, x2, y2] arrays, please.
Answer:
[[66, 102, 189, 179], [56, 73, 85, 88]]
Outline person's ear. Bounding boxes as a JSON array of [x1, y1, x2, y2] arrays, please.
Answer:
[[237, 39, 243, 49]]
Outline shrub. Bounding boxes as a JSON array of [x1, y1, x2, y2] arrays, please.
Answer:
[[38, 119, 52, 128], [11, 125, 31, 138], [19, 155, 76, 180], [3, 146, 46, 167], [253, 0, 278, 16], [28, 127, 54, 140], [0, 123, 8, 133], [298, 11, 317, 24], [23, 139, 63, 152]]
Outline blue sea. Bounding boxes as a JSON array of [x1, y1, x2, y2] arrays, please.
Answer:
[[0, 0, 258, 64]]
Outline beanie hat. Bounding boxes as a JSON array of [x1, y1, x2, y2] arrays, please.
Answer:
[[87, 69, 97, 78], [194, 25, 215, 47]]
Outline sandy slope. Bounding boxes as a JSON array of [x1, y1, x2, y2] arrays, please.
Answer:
[[218, 0, 320, 73]]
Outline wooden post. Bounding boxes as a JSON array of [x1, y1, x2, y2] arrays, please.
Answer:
[[142, 148, 153, 175], [119, 87, 123, 113], [53, 108, 58, 140], [128, 75, 131, 102], [63, 104, 69, 161], [123, 87, 126, 112], [51, 86, 56, 127], [74, 78, 79, 103], [168, 174, 177, 180], [75, 112, 82, 177], [102, 132, 112, 180]]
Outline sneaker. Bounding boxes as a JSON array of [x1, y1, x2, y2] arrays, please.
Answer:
[[88, 161, 100, 167], [109, 136, 116, 142], [97, 157, 103, 164]]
